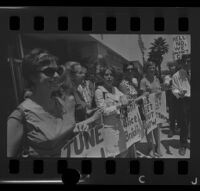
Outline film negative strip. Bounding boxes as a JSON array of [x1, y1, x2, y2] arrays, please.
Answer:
[[0, 6, 198, 187]]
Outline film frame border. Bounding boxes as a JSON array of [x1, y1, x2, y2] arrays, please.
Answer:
[[0, 6, 198, 186]]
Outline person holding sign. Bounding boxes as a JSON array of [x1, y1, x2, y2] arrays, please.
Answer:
[[7, 49, 102, 158], [140, 61, 162, 158], [95, 66, 129, 157], [172, 54, 191, 156], [119, 62, 140, 158]]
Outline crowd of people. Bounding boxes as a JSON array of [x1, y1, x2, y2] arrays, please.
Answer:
[[7, 48, 191, 158]]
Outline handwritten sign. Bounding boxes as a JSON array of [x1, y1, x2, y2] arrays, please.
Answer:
[[120, 102, 143, 148], [155, 91, 169, 124], [142, 93, 157, 134], [173, 35, 189, 60]]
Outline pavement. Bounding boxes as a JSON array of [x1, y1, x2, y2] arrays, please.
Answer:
[[135, 124, 190, 158]]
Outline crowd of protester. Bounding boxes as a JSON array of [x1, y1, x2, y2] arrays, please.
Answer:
[[7, 48, 191, 158]]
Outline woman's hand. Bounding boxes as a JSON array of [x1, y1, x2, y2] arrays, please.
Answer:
[[73, 108, 103, 133], [119, 95, 129, 105], [86, 108, 99, 115], [91, 108, 103, 122], [74, 122, 89, 132]]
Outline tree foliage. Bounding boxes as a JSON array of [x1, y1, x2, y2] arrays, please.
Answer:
[[148, 37, 169, 79]]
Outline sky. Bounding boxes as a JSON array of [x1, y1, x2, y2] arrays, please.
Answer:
[[90, 34, 191, 70]]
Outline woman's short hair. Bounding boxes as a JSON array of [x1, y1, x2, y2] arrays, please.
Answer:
[[22, 48, 58, 88], [62, 61, 81, 91], [64, 61, 80, 71], [65, 61, 81, 77], [143, 61, 156, 74]]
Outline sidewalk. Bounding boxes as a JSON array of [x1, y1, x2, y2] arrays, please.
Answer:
[[136, 126, 190, 158]]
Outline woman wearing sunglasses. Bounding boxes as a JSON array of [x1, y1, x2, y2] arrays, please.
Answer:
[[7, 48, 95, 158]]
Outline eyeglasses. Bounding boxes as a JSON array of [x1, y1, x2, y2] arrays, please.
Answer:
[[39, 66, 64, 77]]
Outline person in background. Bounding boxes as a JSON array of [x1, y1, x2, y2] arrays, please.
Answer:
[[94, 57, 108, 87], [78, 63, 96, 110], [172, 54, 191, 156], [140, 61, 162, 158], [95, 66, 129, 158], [7, 49, 76, 157], [119, 61, 140, 100], [164, 61, 180, 138], [67, 61, 99, 123]]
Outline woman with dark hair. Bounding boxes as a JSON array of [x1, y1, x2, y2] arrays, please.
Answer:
[[119, 62, 140, 100], [7, 49, 101, 158], [94, 57, 108, 87], [7, 48, 70, 157], [140, 61, 162, 158], [118, 62, 141, 158], [95, 66, 129, 157]]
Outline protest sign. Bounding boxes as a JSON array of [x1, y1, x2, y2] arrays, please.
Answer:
[[120, 102, 143, 148], [61, 122, 106, 158], [102, 103, 143, 157], [61, 102, 144, 158], [142, 93, 157, 134], [155, 91, 169, 124], [173, 35, 189, 60]]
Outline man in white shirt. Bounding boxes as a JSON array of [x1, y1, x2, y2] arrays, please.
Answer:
[[164, 61, 179, 138], [172, 55, 191, 156]]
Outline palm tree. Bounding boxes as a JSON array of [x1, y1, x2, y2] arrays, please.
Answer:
[[148, 37, 169, 79]]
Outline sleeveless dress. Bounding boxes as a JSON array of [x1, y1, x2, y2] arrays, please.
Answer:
[[8, 96, 76, 157]]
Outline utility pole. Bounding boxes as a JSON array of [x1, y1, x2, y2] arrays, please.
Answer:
[[138, 34, 146, 67]]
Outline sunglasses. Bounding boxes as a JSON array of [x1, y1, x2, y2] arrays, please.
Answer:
[[39, 66, 64, 77]]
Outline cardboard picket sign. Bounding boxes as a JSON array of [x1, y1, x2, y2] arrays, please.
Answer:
[[120, 102, 144, 148], [155, 91, 169, 124], [61, 102, 144, 158], [173, 35, 189, 60], [142, 93, 157, 134]]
